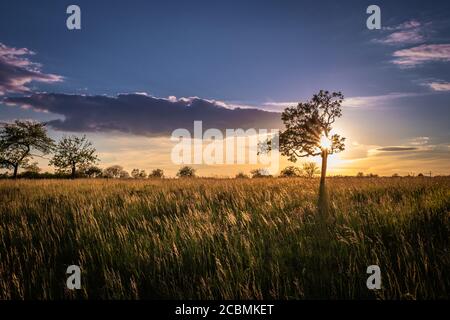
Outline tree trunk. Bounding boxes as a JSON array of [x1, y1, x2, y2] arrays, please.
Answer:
[[320, 149, 328, 185], [71, 165, 76, 179], [13, 165, 19, 179]]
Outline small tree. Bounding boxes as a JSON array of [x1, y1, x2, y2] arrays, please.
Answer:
[[131, 169, 146, 179], [149, 169, 164, 178], [303, 162, 319, 178], [103, 165, 128, 178], [280, 166, 302, 178], [356, 172, 364, 177], [0, 120, 54, 178], [84, 165, 103, 178], [131, 169, 139, 178], [235, 172, 249, 179], [177, 166, 196, 178], [50, 135, 98, 179]]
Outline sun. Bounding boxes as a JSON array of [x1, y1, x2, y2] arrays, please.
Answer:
[[320, 134, 332, 150]]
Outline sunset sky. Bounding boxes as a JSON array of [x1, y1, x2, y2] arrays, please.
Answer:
[[0, 0, 449, 177]]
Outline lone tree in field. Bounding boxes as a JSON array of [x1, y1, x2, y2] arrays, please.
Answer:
[[0, 121, 54, 178], [50, 135, 98, 179], [177, 166, 196, 178], [272, 90, 345, 184]]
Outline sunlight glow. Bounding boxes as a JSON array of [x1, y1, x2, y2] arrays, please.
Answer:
[[320, 135, 332, 150]]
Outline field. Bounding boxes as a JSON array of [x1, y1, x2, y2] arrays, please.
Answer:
[[0, 177, 449, 299]]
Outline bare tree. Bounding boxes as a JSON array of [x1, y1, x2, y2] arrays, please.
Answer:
[[0, 121, 54, 178], [50, 135, 98, 179]]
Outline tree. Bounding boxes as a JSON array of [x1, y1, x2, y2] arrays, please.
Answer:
[[22, 161, 41, 174], [303, 162, 320, 178], [264, 90, 345, 185], [280, 166, 302, 178], [50, 135, 98, 179], [0, 120, 54, 178], [84, 165, 103, 178], [103, 165, 129, 179], [131, 169, 147, 179], [356, 172, 364, 177], [149, 169, 164, 178], [235, 172, 249, 179], [177, 166, 196, 178], [250, 168, 272, 178]]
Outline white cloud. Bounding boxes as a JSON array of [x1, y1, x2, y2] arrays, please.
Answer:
[[375, 20, 426, 45], [425, 81, 450, 91], [392, 44, 450, 67]]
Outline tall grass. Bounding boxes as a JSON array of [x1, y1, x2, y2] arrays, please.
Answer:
[[0, 177, 448, 299]]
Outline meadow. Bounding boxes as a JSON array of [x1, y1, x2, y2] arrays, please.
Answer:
[[0, 177, 448, 299]]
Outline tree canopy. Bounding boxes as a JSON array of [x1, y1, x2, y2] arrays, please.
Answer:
[[50, 135, 98, 179], [277, 90, 345, 162], [0, 120, 54, 178]]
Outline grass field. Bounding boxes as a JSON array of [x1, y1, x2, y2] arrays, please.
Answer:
[[0, 177, 449, 299]]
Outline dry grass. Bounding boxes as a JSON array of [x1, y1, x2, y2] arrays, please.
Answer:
[[0, 177, 448, 299]]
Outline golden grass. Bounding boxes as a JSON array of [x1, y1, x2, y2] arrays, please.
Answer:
[[0, 177, 449, 299]]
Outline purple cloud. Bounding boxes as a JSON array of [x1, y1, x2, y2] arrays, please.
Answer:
[[3, 93, 282, 136], [392, 44, 450, 67], [375, 20, 427, 45], [0, 43, 63, 95]]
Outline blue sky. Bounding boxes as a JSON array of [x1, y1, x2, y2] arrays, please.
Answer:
[[0, 0, 449, 176]]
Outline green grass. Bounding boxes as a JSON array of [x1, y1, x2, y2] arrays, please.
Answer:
[[0, 177, 448, 299]]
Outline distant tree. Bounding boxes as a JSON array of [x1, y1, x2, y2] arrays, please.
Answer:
[[280, 166, 302, 178], [0, 120, 54, 178], [149, 169, 164, 178], [119, 170, 130, 179], [177, 166, 196, 178], [131, 169, 147, 179], [392, 173, 400, 178], [356, 172, 364, 177], [302, 162, 320, 178], [367, 173, 379, 178], [418, 173, 424, 177], [103, 165, 129, 179], [50, 135, 98, 179], [22, 161, 41, 174], [261, 90, 345, 185], [84, 165, 103, 178], [251, 168, 272, 178], [131, 169, 139, 178], [235, 172, 249, 179]]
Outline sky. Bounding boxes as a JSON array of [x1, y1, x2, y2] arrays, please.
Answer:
[[0, 0, 449, 176]]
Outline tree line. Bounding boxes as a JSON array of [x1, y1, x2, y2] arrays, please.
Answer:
[[0, 120, 321, 180]]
